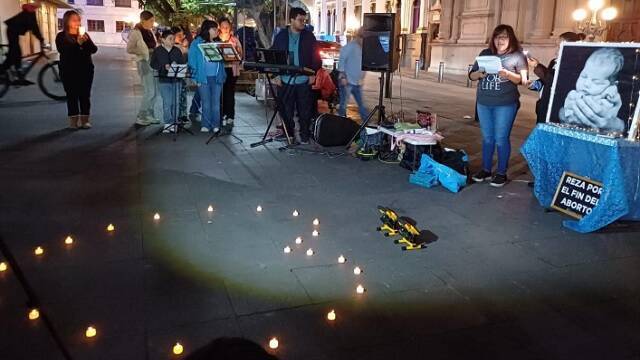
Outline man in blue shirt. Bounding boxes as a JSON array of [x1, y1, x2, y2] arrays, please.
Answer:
[[337, 29, 368, 122], [272, 7, 322, 144]]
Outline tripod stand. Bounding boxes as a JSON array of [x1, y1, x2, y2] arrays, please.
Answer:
[[206, 83, 243, 145], [250, 73, 297, 148], [147, 71, 194, 141], [345, 71, 389, 149]]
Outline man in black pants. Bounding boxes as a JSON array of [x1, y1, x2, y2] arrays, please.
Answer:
[[271, 7, 321, 144], [1, 0, 45, 85]]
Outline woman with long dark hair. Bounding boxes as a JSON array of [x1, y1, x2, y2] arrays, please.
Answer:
[[55, 10, 97, 129], [468, 24, 527, 187], [217, 17, 243, 131], [188, 20, 226, 133]]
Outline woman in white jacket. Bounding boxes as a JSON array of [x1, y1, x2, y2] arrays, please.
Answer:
[[127, 10, 158, 126]]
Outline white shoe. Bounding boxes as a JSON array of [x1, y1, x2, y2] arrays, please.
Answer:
[[200, 127, 210, 133], [213, 127, 220, 133], [227, 118, 234, 124], [183, 120, 192, 129], [135, 117, 151, 126]]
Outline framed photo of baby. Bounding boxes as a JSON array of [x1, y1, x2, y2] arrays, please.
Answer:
[[546, 42, 640, 137]]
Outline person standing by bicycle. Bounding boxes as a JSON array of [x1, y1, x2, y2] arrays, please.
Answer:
[[56, 10, 97, 130], [127, 10, 158, 126], [1, 0, 45, 85]]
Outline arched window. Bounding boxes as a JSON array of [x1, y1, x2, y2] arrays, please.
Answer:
[[411, 0, 420, 33]]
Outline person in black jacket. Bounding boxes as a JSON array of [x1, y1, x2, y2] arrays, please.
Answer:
[[527, 32, 583, 123], [1, 0, 45, 84], [150, 29, 185, 130], [271, 7, 322, 144], [56, 10, 98, 130]]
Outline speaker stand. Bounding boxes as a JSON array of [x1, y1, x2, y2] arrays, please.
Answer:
[[345, 72, 388, 149]]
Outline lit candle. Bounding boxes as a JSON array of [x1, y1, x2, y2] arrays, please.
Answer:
[[295, 236, 303, 244], [292, 210, 299, 217], [107, 224, 115, 232], [85, 326, 97, 338], [173, 342, 184, 355], [28, 308, 40, 320], [78, 26, 85, 36], [313, 218, 319, 226], [0, 262, 7, 272], [353, 266, 362, 275], [256, 205, 263, 212], [283, 246, 291, 254], [153, 213, 160, 221], [64, 236, 74, 245], [268, 337, 279, 349], [327, 309, 336, 321], [312, 230, 319, 237], [207, 205, 214, 212], [34, 246, 44, 256], [338, 255, 346, 264], [306, 248, 314, 256], [356, 284, 365, 294]]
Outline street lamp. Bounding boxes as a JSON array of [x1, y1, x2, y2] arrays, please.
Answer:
[[572, 0, 618, 41]]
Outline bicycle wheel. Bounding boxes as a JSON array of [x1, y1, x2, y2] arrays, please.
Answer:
[[0, 69, 9, 98], [38, 61, 66, 100]]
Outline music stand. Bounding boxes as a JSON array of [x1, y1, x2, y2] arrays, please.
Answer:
[[147, 64, 194, 141], [206, 42, 244, 145]]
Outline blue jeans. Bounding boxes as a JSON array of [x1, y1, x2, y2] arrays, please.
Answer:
[[339, 84, 368, 121], [476, 102, 519, 175], [159, 81, 180, 125], [198, 77, 223, 130]]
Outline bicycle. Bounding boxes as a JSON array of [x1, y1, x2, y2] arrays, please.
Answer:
[[0, 44, 66, 100]]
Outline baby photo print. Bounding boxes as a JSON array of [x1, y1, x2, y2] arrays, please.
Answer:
[[546, 42, 640, 136]]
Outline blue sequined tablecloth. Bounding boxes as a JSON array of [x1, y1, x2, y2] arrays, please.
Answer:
[[521, 124, 640, 233]]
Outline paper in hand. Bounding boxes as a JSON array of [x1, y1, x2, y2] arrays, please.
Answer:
[[475, 56, 503, 74]]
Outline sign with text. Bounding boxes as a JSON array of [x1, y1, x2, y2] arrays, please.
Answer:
[[551, 172, 603, 219]]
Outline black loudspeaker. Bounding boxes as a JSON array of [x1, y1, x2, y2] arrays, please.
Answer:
[[361, 13, 399, 72]]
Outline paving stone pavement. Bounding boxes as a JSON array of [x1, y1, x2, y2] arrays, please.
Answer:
[[0, 47, 639, 360]]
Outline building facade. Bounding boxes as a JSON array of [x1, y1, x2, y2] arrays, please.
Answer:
[[57, 0, 141, 46], [308, 0, 640, 74]]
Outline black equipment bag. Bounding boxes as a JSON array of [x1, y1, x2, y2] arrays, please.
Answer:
[[313, 113, 360, 147]]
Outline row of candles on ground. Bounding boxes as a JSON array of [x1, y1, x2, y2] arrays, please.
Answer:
[[0, 205, 347, 355], [0, 206, 219, 265]]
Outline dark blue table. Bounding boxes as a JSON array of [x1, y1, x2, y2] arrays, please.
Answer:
[[521, 123, 640, 233]]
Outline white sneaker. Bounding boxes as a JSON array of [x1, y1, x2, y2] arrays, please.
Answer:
[[183, 120, 192, 129], [213, 127, 220, 133], [135, 117, 151, 126], [200, 126, 210, 133]]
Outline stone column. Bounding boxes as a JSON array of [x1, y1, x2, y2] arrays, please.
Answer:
[[449, 0, 463, 41], [321, 0, 328, 34], [527, 0, 556, 41], [437, 0, 453, 40], [552, 0, 578, 37], [346, 0, 355, 30], [336, 0, 345, 35], [417, 0, 428, 31]]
